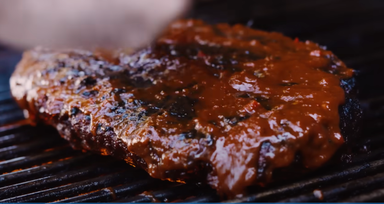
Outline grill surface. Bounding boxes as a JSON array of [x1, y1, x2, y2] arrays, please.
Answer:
[[1, 0, 384, 202]]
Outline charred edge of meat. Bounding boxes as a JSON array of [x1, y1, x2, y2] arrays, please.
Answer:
[[333, 76, 362, 163], [255, 76, 362, 186], [257, 141, 274, 182], [56, 108, 149, 170], [338, 77, 362, 145]]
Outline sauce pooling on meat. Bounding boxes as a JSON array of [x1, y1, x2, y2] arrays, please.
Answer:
[[11, 19, 355, 197]]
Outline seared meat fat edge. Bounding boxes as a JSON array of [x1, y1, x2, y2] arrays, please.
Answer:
[[10, 19, 359, 197]]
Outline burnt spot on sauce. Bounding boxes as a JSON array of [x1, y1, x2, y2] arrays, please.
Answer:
[[280, 82, 298, 86], [81, 76, 97, 87], [112, 88, 126, 94], [58, 61, 66, 67], [109, 71, 152, 89], [279, 120, 291, 132], [59, 77, 67, 84], [212, 25, 227, 37], [166, 96, 198, 120], [133, 99, 149, 107], [85, 115, 91, 121], [236, 93, 252, 99], [254, 70, 266, 78], [205, 134, 214, 146], [130, 77, 153, 88], [179, 130, 214, 146], [41, 67, 61, 76], [71, 107, 80, 116], [257, 141, 275, 181], [224, 115, 250, 126], [109, 100, 127, 113], [145, 105, 162, 116], [105, 127, 113, 132], [209, 120, 218, 126], [96, 123, 104, 134], [255, 96, 272, 110], [174, 82, 199, 93], [82, 90, 99, 97], [158, 43, 265, 74], [179, 129, 200, 139], [115, 107, 126, 114]]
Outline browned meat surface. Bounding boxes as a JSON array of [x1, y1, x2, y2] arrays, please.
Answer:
[[10, 19, 361, 197]]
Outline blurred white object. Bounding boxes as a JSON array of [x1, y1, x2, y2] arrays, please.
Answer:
[[0, 0, 191, 49]]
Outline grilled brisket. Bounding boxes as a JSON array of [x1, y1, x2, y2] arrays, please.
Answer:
[[10, 19, 361, 197]]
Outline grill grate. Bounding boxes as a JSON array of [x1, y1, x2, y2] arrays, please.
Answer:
[[1, 0, 384, 202]]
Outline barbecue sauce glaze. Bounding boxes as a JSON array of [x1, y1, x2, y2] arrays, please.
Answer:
[[10, 19, 354, 197]]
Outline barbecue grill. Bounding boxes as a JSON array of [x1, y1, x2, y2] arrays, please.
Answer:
[[1, 0, 384, 202]]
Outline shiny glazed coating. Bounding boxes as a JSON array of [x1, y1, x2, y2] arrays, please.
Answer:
[[10, 19, 358, 197]]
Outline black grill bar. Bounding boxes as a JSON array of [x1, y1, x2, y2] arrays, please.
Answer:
[[0, 170, 149, 203], [351, 147, 384, 164], [0, 137, 65, 160], [227, 158, 384, 202], [182, 193, 220, 203], [0, 111, 24, 126], [279, 171, 384, 202], [115, 183, 207, 203], [0, 120, 30, 136], [0, 160, 126, 200], [55, 178, 162, 203], [0, 102, 20, 114], [342, 187, 384, 202], [0, 128, 37, 147], [0, 153, 94, 187], [0, 146, 76, 174]]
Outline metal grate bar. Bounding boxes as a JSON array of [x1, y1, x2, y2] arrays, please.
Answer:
[[0, 146, 76, 174], [279, 171, 384, 202], [0, 129, 37, 147], [115, 183, 209, 203], [0, 91, 12, 103], [0, 111, 24, 125], [0, 137, 65, 160], [0, 160, 125, 199], [0, 102, 20, 114], [227, 158, 384, 202], [0, 153, 94, 187], [55, 178, 162, 203], [0, 170, 149, 203], [342, 187, 384, 202], [182, 193, 220, 203], [351, 147, 384, 164], [0, 120, 30, 136]]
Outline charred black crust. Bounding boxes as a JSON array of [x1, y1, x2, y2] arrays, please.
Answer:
[[339, 77, 362, 145], [257, 75, 362, 182], [54, 109, 149, 170]]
